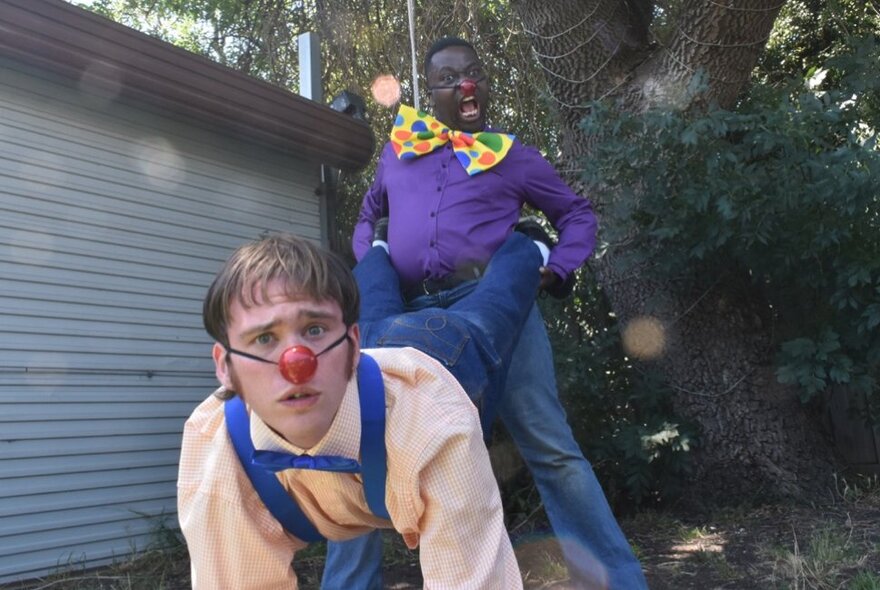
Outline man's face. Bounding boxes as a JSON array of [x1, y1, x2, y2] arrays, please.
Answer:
[[213, 279, 360, 449], [428, 45, 490, 132]]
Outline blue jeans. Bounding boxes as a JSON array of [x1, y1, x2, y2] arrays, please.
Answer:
[[321, 531, 384, 590], [322, 234, 542, 590], [352, 232, 540, 434], [325, 236, 647, 589], [498, 304, 648, 589]]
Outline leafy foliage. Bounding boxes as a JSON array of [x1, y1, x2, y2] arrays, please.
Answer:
[[76, 0, 559, 255], [580, 36, 880, 419], [86, 0, 303, 85], [757, 0, 880, 86], [538, 275, 697, 510]]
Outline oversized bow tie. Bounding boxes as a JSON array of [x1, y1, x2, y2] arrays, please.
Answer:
[[251, 449, 361, 473], [389, 104, 515, 176]]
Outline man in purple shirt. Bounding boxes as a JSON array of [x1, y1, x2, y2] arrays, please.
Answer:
[[350, 58, 593, 296], [351, 123, 595, 293], [328, 37, 647, 589]]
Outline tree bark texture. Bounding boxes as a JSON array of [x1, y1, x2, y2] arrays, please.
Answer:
[[512, 0, 838, 500]]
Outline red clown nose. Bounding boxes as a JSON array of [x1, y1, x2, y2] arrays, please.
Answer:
[[459, 79, 477, 97], [279, 346, 318, 384]]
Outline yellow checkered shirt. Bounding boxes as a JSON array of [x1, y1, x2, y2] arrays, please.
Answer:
[[178, 347, 521, 589]]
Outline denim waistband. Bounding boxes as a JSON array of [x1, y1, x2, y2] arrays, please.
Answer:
[[403, 264, 485, 300]]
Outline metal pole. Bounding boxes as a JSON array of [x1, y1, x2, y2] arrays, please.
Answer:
[[407, 0, 419, 110]]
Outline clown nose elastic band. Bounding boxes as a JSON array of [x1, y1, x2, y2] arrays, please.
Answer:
[[225, 331, 350, 385]]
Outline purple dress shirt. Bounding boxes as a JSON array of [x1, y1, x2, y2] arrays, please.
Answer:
[[352, 138, 597, 288]]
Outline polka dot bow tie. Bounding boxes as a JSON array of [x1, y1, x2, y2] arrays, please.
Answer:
[[389, 105, 515, 176]]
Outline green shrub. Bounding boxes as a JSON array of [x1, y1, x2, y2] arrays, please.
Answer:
[[578, 36, 880, 421], [539, 272, 697, 511]]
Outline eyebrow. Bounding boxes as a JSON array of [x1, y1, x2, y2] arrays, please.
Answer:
[[237, 308, 339, 340], [238, 319, 280, 341], [436, 60, 481, 73]]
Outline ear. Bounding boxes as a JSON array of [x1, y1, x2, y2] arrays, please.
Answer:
[[349, 323, 361, 374], [212, 342, 234, 391]]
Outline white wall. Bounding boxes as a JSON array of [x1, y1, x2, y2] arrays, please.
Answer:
[[0, 57, 324, 583]]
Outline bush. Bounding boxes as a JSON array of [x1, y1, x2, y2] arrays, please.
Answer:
[[578, 37, 880, 421], [538, 270, 697, 511]]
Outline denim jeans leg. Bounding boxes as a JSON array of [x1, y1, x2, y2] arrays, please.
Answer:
[[354, 246, 406, 323], [321, 530, 384, 590], [500, 304, 648, 590], [447, 232, 541, 363]]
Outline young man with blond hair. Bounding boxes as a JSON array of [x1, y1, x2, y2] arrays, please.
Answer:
[[178, 231, 545, 588]]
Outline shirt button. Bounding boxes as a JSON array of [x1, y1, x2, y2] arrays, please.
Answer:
[[436, 186, 441, 191], [430, 240, 436, 247], [430, 212, 436, 217]]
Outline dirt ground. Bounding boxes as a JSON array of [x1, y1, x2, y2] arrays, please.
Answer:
[[9, 492, 878, 590], [366, 497, 880, 589]]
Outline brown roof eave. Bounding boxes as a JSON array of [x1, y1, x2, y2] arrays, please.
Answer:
[[0, 0, 374, 171]]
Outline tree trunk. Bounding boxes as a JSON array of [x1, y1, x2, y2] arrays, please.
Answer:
[[512, 0, 838, 500]]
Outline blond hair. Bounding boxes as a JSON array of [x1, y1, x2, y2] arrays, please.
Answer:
[[203, 233, 359, 348]]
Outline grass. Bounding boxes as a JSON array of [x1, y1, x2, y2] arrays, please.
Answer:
[[756, 476, 880, 590], [626, 474, 880, 590], [761, 526, 862, 589], [3, 515, 190, 590], [840, 474, 880, 505], [3, 475, 879, 590], [8, 541, 189, 590], [513, 534, 570, 588], [850, 571, 880, 590]]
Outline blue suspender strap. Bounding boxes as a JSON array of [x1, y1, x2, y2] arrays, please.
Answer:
[[357, 353, 391, 520], [224, 396, 325, 542], [222, 353, 389, 539]]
